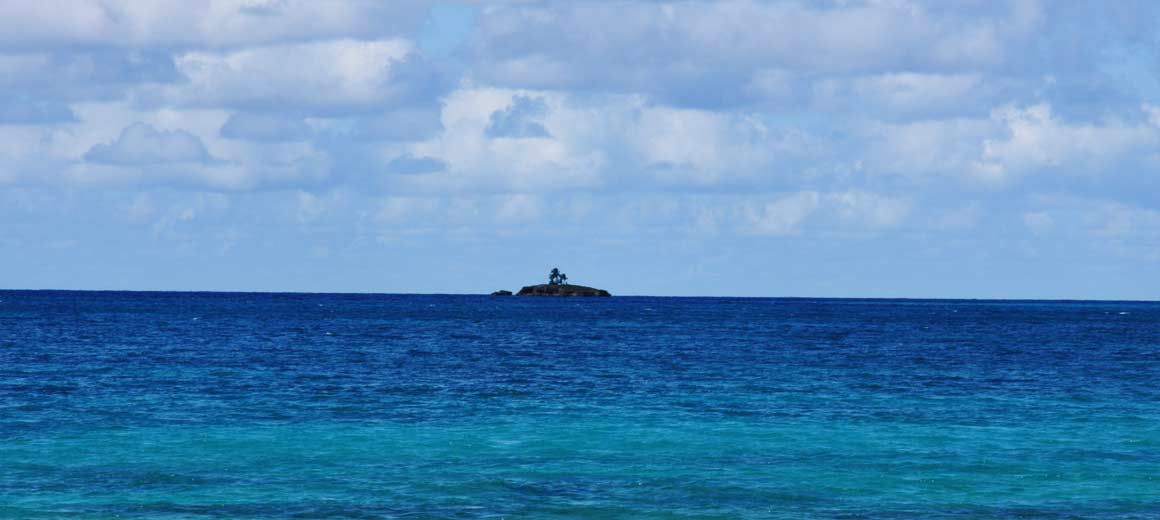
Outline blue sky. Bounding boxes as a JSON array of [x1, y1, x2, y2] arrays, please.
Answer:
[[1, 0, 1158, 299]]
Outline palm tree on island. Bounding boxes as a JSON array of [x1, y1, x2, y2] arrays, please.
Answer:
[[548, 267, 569, 286]]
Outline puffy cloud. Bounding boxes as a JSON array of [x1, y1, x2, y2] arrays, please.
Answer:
[[54, 102, 322, 191], [406, 88, 835, 194], [6, 1, 1158, 200], [740, 191, 911, 236], [977, 104, 1160, 181], [862, 116, 995, 180], [2, 0, 1159, 298], [135, 39, 445, 114], [861, 103, 1160, 189], [406, 88, 605, 192], [472, 0, 1046, 107], [628, 106, 811, 187], [485, 95, 551, 138], [84, 122, 215, 165]]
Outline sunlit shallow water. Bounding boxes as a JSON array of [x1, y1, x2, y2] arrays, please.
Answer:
[[2, 291, 1157, 518]]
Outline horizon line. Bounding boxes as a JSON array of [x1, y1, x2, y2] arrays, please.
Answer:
[[0, 287, 1155, 304]]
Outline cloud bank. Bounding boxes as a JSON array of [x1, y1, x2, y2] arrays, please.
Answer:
[[1, 0, 1157, 298]]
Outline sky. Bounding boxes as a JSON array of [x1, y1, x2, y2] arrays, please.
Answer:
[[0, 0, 1158, 299]]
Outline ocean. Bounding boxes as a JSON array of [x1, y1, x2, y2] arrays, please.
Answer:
[[1, 291, 1157, 519]]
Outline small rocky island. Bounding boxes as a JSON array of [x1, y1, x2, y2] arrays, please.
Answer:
[[517, 284, 611, 297], [493, 268, 611, 297]]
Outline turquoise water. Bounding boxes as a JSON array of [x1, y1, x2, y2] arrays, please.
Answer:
[[2, 292, 1158, 518]]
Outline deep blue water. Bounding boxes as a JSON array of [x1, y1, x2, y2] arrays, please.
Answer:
[[1, 291, 1158, 519]]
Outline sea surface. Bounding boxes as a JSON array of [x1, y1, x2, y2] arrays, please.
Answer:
[[1, 291, 1158, 519]]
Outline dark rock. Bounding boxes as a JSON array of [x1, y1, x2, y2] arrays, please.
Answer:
[[516, 284, 611, 297], [490, 290, 513, 296]]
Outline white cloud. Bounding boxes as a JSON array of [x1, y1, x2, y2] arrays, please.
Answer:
[[0, 1, 429, 49], [864, 103, 1160, 184], [84, 122, 214, 165], [485, 95, 551, 138], [137, 39, 423, 113], [829, 191, 912, 228], [0, 2, 1152, 229], [399, 88, 835, 194], [740, 190, 910, 236], [742, 192, 821, 235], [862, 116, 994, 179], [744, 69, 797, 103], [841, 72, 985, 116], [1022, 194, 1160, 239], [365, 190, 911, 238], [977, 104, 1160, 182], [474, 0, 1044, 107], [495, 194, 542, 223], [1090, 202, 1160, 238], [633, 107, 774, 185], [405, 88, 605, 192], [52, 102, 334, 191]]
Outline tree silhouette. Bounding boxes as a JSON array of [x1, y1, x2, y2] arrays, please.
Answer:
[[560, 273, 568, 285], [549, 268, 561, 285]]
